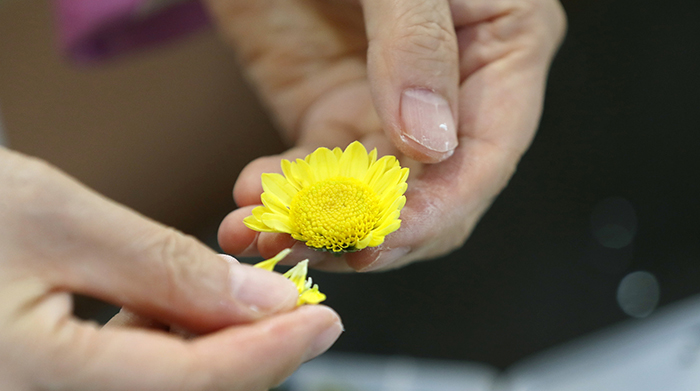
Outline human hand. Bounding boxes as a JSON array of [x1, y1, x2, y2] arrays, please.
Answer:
[[0, 148, 342, 390], [208, 0, 566, 271]]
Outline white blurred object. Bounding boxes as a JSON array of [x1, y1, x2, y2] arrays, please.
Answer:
[[497, 293, 700, 391], [286, 294, 700, 391], [287, 353, 498, 391]]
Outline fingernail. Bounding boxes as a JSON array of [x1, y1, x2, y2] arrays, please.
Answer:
[[401, 89, 458, 153], [359, 247, 411, 272], [218, 254, 239, 265], [303, 308, 344, 362], [229, 264, 297, 314]]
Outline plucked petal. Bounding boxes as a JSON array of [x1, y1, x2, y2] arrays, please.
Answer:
[[253, 248, 291, 271], [298, 285, 326, 305]]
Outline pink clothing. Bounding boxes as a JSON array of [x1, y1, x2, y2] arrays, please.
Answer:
[[54, 0, 210, 62]]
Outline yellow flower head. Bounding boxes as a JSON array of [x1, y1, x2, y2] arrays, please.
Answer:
[[254, 249, 326, 306], [244, 141, 409, 253]]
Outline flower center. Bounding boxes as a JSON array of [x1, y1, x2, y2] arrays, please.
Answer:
[[289, 177, 380, 252]]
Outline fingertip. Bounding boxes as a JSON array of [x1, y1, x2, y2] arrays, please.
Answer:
[[297, 305, 344, 362], [296, 304, 342, 326], [218, 208, 260, 256], [233, 156, 283, 207]]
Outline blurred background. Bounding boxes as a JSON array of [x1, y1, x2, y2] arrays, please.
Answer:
[[1, 0, 699, 378]]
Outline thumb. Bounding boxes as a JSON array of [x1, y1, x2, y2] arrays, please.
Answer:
[[0, 151, 299, 333], [362, 0, 459, 163], [59, 198, 300, 333]]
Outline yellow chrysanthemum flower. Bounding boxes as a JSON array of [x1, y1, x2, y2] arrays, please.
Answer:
[[244, 141, 409, 253], [254, 249, 326, 306]]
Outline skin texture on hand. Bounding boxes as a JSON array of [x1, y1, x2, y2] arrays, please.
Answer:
[[209, 0, 567, 272], [0, 147, 342, 390]]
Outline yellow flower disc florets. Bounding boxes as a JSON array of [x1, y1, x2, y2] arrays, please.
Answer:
[[290, 177, 380, 252]]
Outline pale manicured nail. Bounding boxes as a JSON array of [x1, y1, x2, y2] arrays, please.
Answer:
[[401, 89, 458, 153], [360, 247, 411, 272], [229, 264, 297, 313], [303, 307, 344, 362]]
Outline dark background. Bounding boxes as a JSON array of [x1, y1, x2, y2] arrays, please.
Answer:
[[2, 0, 700, 371]]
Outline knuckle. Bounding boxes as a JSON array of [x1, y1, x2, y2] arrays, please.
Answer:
[[510, 0, 568, 50], [0, 151, 80, 243], [524, 0, 568, 39], [146, 229, 207, 302], [0, 152, 56, 205], [549, 0, 569, 42], [391, 5, 458, 69]]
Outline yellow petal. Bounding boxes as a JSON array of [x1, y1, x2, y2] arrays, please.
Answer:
[[370, 169, 400, 196], [293, 158, 317, 187], [355, 233, 373, 249], [368, 147, 378, 165], [261, 192, 290, 214], [298, 284, 326, 305], [261, 173, 298, 205], [253, 248, 292, 271], [283, 259, 309, 292], [307, 147, 339, 181], [281, 159, 302, 191], [261, 213, 293, 233], [339, 141, 369, 179], [376, 208, 402, 229], [332, 147, 343, 160], [367, 233, 387, 247], [244, 207, 275, 232], [373, 219, 401, 237], [363, 157, 389, 189]]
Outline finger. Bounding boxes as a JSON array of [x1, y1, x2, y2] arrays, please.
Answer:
[[362, 0, 460, 163], [233, 148, 312, 207], [219, 207, 262, 256], [44, 305, 342, 391], [453, 0, 567, 150], [0, 152, 299, 333], [193, 305, 343, 390], [204, 0, 367, 137]]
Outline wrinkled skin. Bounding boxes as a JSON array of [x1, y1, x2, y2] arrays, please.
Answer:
[[0, 148, 342, 390], [210, 0, 567, 271]]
